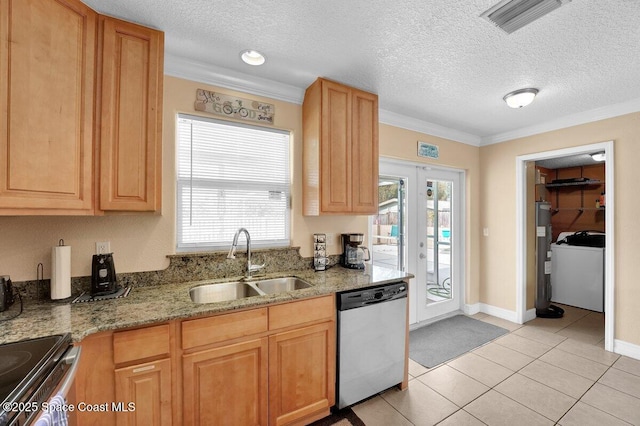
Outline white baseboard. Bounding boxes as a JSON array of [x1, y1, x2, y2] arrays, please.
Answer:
[[479, 303, 520, 324], [614, 339, 640, 360], [467, 303, 535, 325], [524, 308, 537, 323], [463, 303, 480, 315]]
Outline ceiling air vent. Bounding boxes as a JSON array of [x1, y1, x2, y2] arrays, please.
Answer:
[[480, 0, 571, 34]]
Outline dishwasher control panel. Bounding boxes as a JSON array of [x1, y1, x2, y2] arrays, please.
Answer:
[[338, 282, 407, 311]]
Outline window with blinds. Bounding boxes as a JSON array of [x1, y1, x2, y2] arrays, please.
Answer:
[[176, 114, 291, 250]]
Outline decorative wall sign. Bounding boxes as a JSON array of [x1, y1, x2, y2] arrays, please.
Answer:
[[418, 141, 439, 159], [194, 89, 275, 124]]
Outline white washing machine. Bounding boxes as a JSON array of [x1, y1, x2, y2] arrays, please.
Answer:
[[550, 237, 604, 312]]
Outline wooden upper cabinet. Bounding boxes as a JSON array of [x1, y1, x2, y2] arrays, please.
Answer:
[[0, 0, 96, 214], [303, 77, 379, 215], [351, 89, 379, 213], [98, 16, 163, 212]]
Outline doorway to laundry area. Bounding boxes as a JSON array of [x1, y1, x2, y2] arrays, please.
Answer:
[[515, 141, 615, 352]]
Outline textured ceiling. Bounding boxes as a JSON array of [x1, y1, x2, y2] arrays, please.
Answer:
[[82, 0, 640, 144]]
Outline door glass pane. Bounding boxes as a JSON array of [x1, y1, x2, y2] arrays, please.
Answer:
[[426, 179, 453, 304], [372, 177, 405, 270]]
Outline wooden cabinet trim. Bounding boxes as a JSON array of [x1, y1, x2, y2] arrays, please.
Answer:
[[75, 331, 117, 425], [113, 323, 171, 365], [268, 294, 334, 331], [182, 307, 268, 350]]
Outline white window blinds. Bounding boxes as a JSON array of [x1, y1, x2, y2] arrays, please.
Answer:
[[176, 114, 291, 250]]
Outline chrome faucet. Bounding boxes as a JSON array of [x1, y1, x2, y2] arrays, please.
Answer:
[[227, 228, 265, 278]]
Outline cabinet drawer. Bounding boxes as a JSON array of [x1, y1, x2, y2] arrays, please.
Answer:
[[269, 295, 334, 330], [182, 308, 268, 350], [113, 324, 170, 365]]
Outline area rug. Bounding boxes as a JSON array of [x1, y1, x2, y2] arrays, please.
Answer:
[[410, 315, 509, 368], [308, 408, 366, 426]]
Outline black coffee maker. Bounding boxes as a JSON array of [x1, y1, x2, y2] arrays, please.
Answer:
[[91, 253, 118, 296], [341, 233, 371, 269]]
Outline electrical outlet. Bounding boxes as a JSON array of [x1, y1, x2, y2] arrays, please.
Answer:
[[96, 241, 111, 255], [326, 233, 336, 247]]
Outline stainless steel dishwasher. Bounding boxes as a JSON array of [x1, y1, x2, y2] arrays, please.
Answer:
[[336, 282, 408, 409]]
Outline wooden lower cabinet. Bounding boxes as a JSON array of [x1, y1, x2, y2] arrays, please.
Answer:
[[182, 295, 336, 426], [115, 359, 172, 426], [182, 337, 269, 425], [269, 322, 335, 426], [76, 296, 336, 426]]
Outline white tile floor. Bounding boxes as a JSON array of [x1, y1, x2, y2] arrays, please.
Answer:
[[351, 305, 640, 425]]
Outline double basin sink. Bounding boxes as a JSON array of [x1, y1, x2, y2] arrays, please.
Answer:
[[189, 276, 313, 304]]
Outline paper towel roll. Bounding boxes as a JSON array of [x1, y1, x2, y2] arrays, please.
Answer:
[[51, 245, 71, 300]]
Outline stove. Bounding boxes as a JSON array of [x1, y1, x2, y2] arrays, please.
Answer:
[[0, 334, 79, 426]]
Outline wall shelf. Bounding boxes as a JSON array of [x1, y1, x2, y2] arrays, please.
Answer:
[[552, 207, 605, 213], [545, 179, 602, 188]]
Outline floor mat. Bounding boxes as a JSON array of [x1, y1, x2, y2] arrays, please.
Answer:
[[410, 315, 508, 368]]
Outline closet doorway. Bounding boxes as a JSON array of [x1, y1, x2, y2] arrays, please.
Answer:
[[515, 141, 615, 352]]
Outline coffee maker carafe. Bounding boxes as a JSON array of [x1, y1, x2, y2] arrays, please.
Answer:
[[341, 233, 371, 269]]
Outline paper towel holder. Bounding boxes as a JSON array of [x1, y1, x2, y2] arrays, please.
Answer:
[[51, 239, 72, 301]]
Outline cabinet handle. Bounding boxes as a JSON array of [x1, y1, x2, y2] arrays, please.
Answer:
[[132, 365, 156, 374]]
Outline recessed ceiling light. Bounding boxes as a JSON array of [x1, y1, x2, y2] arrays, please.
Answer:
[[240, 50, 266, 66], [503, 88, 539, 108], [591, 152, 606, 162]]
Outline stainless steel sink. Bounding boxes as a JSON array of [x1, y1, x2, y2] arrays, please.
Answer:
[[189, 276, 314, 303], [189, 281, 262, 303], [253, 277, 313, 294]]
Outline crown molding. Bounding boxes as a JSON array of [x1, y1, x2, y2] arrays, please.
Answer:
[[165, 53, 483, 146], [378, 110, 482, 146], [165, 53, 640, 148], [481, 97, 640, 146], [164, 53, 305, 104]]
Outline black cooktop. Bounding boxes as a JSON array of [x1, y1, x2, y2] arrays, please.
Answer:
[[0, 334, 70, 406]]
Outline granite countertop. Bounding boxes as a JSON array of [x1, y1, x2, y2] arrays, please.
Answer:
[[0, 265, 412, 344]]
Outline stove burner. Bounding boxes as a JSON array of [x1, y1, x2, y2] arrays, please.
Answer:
[[0, 351, 32, 377]]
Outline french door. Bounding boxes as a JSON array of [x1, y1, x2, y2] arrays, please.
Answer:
[[372, 160, 464, 324]]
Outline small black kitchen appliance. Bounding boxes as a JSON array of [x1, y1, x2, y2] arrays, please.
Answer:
[[341, 233, 371, 269], [91, 253, 118, 296], [0, 275, 15, 312]]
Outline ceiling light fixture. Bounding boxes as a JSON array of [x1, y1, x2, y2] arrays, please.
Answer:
[[591, 152, 606, 162], [503, 88, 539, 108], [240, 49, 266, 66], [481, 0, 572, 34]]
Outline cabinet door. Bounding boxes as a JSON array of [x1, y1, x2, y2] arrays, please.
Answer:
[[99, 17, 163, 211], [115, 358, 172, 426], [320, 80, 352, 213], [269, 322, 335, 426], [351, 89, 378, 214], [0, 0, 95, 213], [183, 338, 268, 426]]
